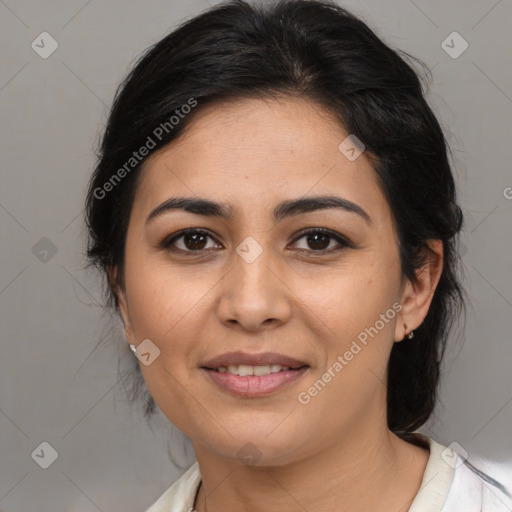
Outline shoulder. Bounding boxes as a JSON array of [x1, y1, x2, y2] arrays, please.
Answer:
[[408, 433, 512, 512], [441, 451, 512, 511], [144, 461, 201, 512]]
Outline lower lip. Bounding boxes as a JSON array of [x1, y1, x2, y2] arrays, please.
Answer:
[[201, 366, 309, 397]]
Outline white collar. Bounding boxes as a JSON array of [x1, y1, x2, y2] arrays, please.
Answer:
[[145, 434, 511, 512]]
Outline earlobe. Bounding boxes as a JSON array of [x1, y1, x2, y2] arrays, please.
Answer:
[[394, 239, 444, 342], [108, 265, 135, 344]]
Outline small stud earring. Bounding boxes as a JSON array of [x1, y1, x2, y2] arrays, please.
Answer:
[[129, 344, 137, 354], [406, 330, 414, 339]]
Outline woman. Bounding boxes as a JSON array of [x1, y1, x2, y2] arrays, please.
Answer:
[[85, 0, 511, 510]]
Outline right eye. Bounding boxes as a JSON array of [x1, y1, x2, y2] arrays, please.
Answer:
[[160, 228, 222, 253]]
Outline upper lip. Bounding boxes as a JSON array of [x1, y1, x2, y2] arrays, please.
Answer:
[[200, 351, 309, 369]]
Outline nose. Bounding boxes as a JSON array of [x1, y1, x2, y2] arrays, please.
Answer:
[[217, 240, 292, 333]]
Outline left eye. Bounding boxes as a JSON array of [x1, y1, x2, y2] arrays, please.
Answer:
[[292, 228, 349, 252], [161, 228, 350, 253]]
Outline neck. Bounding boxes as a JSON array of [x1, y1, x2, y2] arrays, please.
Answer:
[[192, 420, 429, 512]]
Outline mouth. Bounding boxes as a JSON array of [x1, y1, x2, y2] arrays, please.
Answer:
[[199, 351, 310, 397], [200, 364, 310, 397], [200, 350, 309, 371], [201, 363, 309, 375]]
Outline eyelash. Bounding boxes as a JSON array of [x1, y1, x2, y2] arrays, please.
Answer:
[[160, 227, 351, 255]]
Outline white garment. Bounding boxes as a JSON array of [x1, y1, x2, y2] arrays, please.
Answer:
[[145, 435, 512, 512]]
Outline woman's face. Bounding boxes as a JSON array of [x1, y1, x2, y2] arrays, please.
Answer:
[[116, 97, 438, 465]]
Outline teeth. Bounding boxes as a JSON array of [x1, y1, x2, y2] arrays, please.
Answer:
[[254, 365, 271, 376], [216, 364, 292, 376], [235, 364, 256, 377]]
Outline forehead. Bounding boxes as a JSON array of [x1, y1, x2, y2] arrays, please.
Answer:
[[133, 97, 388, 223]]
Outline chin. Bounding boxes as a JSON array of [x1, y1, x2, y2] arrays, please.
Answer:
[[205, 428, 307, 467]]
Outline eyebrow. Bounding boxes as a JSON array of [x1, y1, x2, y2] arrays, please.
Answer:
[[145, 195, 372, 226]]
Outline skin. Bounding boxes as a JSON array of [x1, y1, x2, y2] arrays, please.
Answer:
[[113, 97, 443, 512]]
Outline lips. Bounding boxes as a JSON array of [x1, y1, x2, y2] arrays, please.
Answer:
[[200, 351, 309, 370], [200, 351, 310, 397], [201, 365, 310, 397]]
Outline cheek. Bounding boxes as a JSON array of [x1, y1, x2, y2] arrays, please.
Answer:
[[123, 251, 213, 341], [126, 264, 209, 431], [295, 284, 398, 435], [301, 259, 400, 406], [123, 255, 218, 406], [313, 261, 399, 334]]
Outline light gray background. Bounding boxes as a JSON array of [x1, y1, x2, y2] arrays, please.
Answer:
[[1, 0, 511, 510]]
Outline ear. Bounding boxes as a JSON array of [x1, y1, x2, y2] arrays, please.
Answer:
[[108, 265, 136, 345], [394, 239, 444, 342]]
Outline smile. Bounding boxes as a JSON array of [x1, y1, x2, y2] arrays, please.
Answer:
[[201, 365, 309, 397]]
